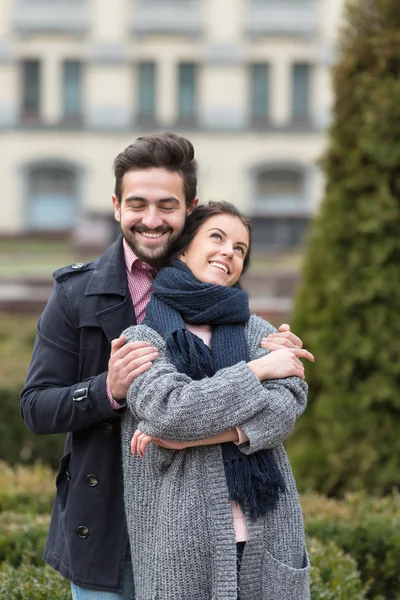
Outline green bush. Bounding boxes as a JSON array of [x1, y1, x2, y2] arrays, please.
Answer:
[[0, 461, 55, 513], [0, 560, 70, 599], [0, 315, 65, 469], [303, 492, 400, 599], [308, 536, 369, 599], [289, 0, 400, 497], [0, 512, 49, 567]]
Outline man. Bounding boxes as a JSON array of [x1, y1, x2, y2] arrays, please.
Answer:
[[21, 132, 309, 599]]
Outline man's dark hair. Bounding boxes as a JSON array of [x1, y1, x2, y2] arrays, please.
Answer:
[[113, 132, 197, 207], [171, 201, 252, 274]]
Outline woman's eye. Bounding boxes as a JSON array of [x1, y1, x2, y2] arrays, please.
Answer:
[[210, 232, 222, 240], [235, 246, 244, 255]]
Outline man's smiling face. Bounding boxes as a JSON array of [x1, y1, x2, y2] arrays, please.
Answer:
[[112, 168, 196, 268]]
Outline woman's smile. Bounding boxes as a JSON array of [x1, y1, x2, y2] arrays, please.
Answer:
[[179, 214, 249, 287]]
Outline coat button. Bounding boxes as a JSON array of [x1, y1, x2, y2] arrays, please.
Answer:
[[77, 526, 89, 539], [101, 422, 113, 435], [65, 471, 71, 482], [86, 474, 99, 487], [71, 263, 85, 270]]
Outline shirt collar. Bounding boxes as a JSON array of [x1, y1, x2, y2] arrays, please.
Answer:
[[122, 238, 156, 273]]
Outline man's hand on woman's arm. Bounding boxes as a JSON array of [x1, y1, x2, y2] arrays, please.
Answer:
[[131, 427, 241, 458], [108, 335, 160, 400], [249, 347, 314, 381], [261, 323, 305, 352]]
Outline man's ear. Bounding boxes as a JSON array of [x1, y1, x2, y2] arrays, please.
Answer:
[[187, 196, 199, 215], [112, 195, 121, 222]]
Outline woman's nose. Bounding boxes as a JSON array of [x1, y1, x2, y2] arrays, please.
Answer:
[[220, 244, 234, 257]]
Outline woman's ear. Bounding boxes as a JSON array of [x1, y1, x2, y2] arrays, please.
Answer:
[[179, 252, 187, 263]]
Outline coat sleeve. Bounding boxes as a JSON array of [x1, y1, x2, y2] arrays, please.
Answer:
[[124, 322, 306, 443], [236, 314, 308, 454], [20, 282, 118, 435]]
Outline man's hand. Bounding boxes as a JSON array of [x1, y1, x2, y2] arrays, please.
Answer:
[[249, 347, 314, 381], [108, 335, 159, 400], [261, 323, 306, 352], [131, 429, 188, 458]]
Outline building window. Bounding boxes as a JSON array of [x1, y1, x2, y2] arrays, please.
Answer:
[[291, 63, 310, 121], [27, 166, 77, 230], [137, 62, 156, 122], [21, 59, 40, 120], [63, 60, 82, 120], [251, 216, 309, 247], [252, 166, 309, 246], [256, 169, 304, 212], [250, 63, 269, 123], [178, 63, 197, 122]]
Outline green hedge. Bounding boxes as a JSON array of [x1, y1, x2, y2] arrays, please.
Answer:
[[0, 561, 71, 599], [0, 533, 365, 600], [1, 465, 399, 599], [303, 492, 400, 599], [0, 512, 49, 567], [0, 461, 54, 513], [308, 537, 368, 600], [0, 315, 66, 469]]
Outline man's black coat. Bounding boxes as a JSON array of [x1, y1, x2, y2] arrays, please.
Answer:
[[21, 236, 137, 592]]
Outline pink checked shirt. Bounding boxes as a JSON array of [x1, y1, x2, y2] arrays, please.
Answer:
[[106, 240, 156, 408]]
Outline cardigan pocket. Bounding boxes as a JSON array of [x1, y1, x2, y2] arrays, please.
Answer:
[[261, 547, 310, 600]]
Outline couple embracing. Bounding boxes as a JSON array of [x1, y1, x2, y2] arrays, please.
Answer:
[[22, 132, 313, 600]]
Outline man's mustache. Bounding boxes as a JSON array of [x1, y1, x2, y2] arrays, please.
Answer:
[[131, 225, 172, 234]]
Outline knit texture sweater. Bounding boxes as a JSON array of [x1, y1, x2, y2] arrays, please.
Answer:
[[121, 315, 310, 600]]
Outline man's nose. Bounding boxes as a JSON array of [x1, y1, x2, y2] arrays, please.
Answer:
[[141, 208, 163, 230]]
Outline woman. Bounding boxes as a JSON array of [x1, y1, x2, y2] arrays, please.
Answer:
[[121, 202, 311, 600]]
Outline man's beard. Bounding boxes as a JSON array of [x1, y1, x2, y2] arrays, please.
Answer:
[[121, 224, 181, 267]]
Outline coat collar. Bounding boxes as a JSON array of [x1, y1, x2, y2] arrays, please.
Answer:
[[85, 236, 128, 297]]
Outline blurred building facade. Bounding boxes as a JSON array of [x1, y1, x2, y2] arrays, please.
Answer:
[[0, 0, 344, 248]]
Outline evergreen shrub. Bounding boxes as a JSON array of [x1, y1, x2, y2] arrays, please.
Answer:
[[303, 492, 400, 598], [308, 537, 368, 599], [0, 315, 65, 469], [0, 561, 70, 599], [0, 512, 49, 567], [289, 0, 400, 496]]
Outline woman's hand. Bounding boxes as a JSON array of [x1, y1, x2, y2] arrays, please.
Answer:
[[249, 347, 314, 381], [131, 429, 189, 457]]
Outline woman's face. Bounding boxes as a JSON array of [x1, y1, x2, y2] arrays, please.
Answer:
[[179, 214, 250, 287]]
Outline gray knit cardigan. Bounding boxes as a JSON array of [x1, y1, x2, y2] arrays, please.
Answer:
[[121, 314, 310, 600]]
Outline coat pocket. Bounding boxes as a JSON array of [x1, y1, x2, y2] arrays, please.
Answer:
[[55, 452, 71, 510], [262, 547, 310, 600]]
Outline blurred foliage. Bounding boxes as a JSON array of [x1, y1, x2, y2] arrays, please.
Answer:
[[0, 561, 71, 599], [0, 511, 49, 567], [308, 537, 369, 600], [303, 491, 400, 598], [0, 461, 397, 598], [0, 461, 54, 513], [0, 315, 65, 469], [289, 0, 400, 496]]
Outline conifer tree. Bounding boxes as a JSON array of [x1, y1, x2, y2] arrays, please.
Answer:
[[289, 0, 400, 495]]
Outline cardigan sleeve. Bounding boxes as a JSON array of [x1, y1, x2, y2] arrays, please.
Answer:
[[124, 321, 307, 444], [237, 314, 308, 454]]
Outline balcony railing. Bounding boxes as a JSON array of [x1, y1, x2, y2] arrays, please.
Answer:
[[132, 0, 202, 36], [13, 0, 87, 35], [245, 0, 317, 37]]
